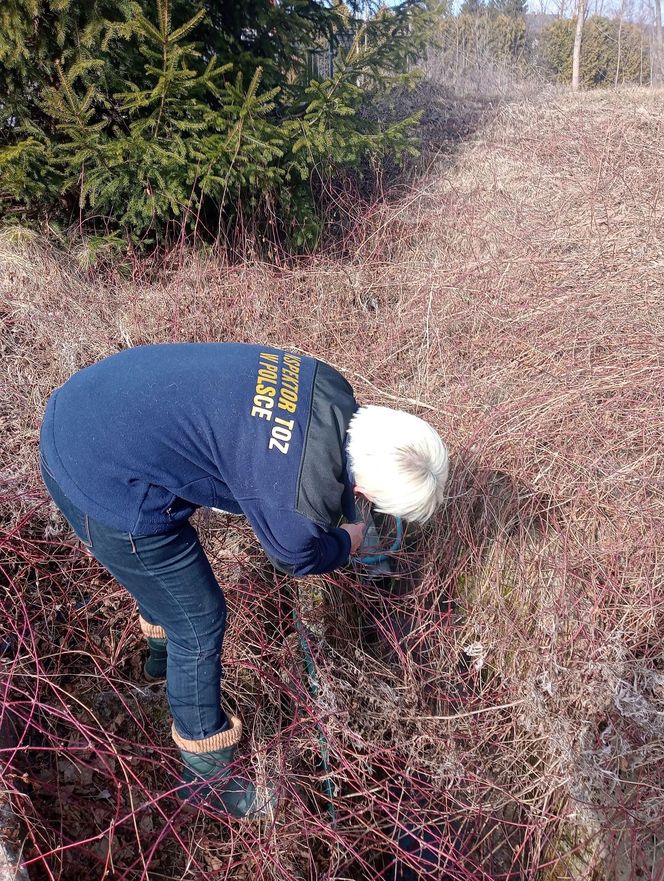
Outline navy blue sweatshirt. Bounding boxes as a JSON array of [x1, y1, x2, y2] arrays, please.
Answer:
[[40, 343, 359, 576]]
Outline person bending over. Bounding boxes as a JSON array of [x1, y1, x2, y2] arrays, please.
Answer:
[[39, 342, 448, 817]]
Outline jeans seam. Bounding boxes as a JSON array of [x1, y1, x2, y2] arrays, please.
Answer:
[[40, 455, 56, 481], [83, 514, 93, 548]]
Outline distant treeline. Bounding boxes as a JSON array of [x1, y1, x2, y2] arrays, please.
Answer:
[[433, 2, 655, 88]]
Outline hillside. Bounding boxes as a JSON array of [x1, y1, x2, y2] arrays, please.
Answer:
[[1, 86, 663, 880]]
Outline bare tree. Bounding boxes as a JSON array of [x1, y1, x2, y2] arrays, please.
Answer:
[[615, 0, 625, 84], [572, 0, 586, 90], [655, 0, 664, 85], [553, 0, 573, 17]]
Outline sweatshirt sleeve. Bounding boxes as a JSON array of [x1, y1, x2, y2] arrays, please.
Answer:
[[240, 501, 352, 577]]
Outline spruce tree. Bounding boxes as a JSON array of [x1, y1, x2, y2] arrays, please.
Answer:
[[0, 0, 431, 248], [0, 0, 135, 129]]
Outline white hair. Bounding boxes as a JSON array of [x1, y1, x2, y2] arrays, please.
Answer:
[[346, 405, 449, 523]]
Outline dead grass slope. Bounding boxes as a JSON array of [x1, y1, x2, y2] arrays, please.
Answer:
[[1, 87, 663, 880]]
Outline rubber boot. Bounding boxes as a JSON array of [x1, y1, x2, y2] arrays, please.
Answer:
[[144, 637, 167, 681], [173, 717, 276, 819], [139, 616, 167, 682]]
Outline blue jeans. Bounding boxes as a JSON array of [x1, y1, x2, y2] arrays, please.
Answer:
[[39, 456, 228, 742]]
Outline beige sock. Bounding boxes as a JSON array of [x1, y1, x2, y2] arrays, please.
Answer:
[[139, 615, 167, 639], [171, 716, 242, 752]]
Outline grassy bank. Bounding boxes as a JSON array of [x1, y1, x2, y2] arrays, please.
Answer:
[[1, 86, 663, 880]]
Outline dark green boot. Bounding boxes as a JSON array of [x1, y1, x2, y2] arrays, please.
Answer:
[[139, 616, 167, 682], [173, 717, 276, 819], [143, 637, 167, 681]]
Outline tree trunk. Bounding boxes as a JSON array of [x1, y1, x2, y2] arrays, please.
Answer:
[[615, 0, 624, 87], [654, 0, 664, 86], [572, 0, 585, 91]]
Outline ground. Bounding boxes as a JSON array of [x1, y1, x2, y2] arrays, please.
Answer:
[[0, 86, 663, 881]]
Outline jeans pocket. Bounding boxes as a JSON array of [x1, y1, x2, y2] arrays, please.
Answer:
[[40, 459, 94, 550]]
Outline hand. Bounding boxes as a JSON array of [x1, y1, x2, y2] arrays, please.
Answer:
[[341, 521, 366, 556]]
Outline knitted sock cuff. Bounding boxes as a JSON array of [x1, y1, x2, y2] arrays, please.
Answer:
[[139, 616, 167, 639], [172, 716, 242, 752]]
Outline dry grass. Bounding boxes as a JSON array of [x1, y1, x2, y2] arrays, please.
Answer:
[[1, 86, 663, 880]]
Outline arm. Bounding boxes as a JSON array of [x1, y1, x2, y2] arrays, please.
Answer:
[[242, 502, 354, 577]]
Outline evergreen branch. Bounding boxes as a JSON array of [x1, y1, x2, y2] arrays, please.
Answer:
[[169, 8, 206, 44]]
